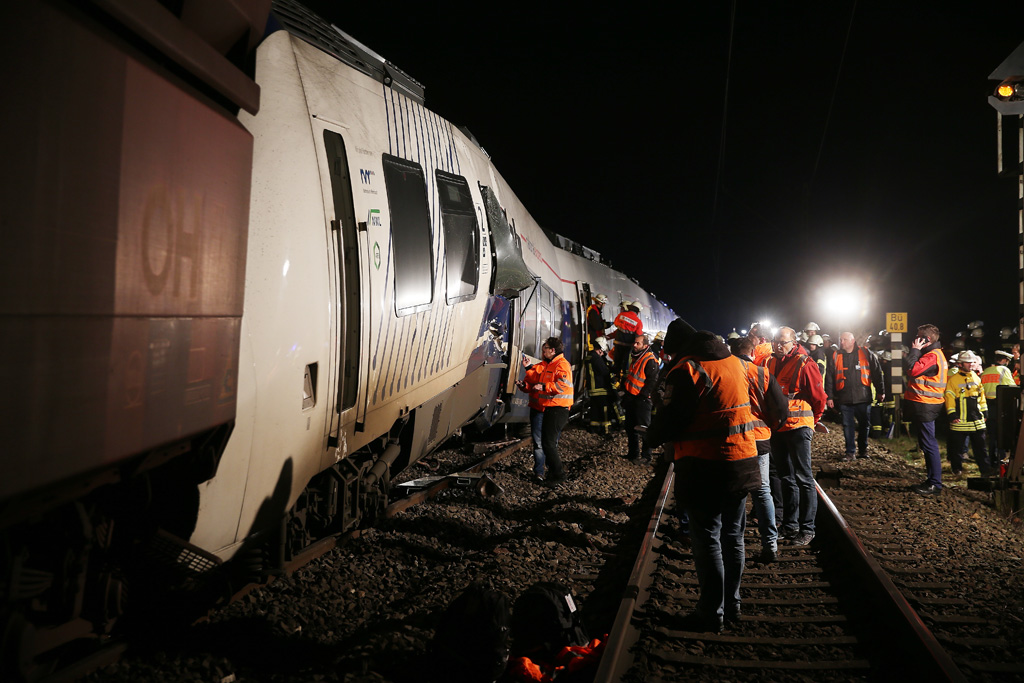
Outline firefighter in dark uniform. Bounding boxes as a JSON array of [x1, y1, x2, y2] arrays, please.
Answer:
[[585, 337, 620, 436], [586, 293, 612, 349]]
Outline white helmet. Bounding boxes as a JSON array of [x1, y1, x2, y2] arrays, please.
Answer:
[[958, 350, 980, 364], [805, 322, 820, 331], [728, 331, 740, 339], [593, 293, 608, 305], [595, 337, 609, 352], [631, 301, 645, 313], [808, 334, 823, 346], [797, 331, 808, 342]]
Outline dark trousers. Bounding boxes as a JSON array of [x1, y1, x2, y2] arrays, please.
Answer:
[[541, 406, 569, 479], [771, 427, 816, 534], [987, 413, 1006, 467], [839, 402, 870, 456], [914, 419, 942, 487], [948, 430, 991, 476], [623, 394, 652, 460]]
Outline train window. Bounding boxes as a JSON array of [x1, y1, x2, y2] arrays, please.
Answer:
[[382, 155, 434, 315], [435, 171, 479, 304], [538, 305, 552, 347], [522, 294, 538, 357]]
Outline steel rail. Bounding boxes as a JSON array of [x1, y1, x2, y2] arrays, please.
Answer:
[[592, 469, 968, 681], [592, 462, 674, 683], [815, 483, 967, 683]]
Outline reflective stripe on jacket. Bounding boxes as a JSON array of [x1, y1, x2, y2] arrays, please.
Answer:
[[906, 349, 948, 404], [613, 311, 643, 336], [945, 371, 988, 431], [625, 350, 657, 396], [980, 364, 1015, 400], [766, 352, 814, 431], [835, 347, 871, 391], [535, 354, 574, 408], [669, 356, 759, 462], [743, 359, 772, 441]]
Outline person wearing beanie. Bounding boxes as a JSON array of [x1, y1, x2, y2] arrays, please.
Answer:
[[648, 320, 761, 633]]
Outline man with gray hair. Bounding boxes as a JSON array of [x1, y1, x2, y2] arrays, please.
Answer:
[[826, 332, 885, 461], [764, 326, 826, 546], [623, 333, 660, 462]]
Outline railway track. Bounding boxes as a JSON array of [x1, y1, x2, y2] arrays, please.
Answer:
[[825, 472, 1024, 678], [595, 462, 968, 682]]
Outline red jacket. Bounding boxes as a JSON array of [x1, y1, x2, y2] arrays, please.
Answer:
[[763, 347, 827, 428]]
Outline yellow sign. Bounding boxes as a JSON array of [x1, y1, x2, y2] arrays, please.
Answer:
[[886, 312, 908, 333]]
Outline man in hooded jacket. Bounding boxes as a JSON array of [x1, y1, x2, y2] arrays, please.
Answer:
[[649, 319, 761, 633]]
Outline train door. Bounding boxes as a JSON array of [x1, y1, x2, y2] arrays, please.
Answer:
[[319, 128, 365, 451], [575, 281, 591, 395]]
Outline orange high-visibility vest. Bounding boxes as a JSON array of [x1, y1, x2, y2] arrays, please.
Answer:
[[834, 348, 871, 391], [613, 311, 643, 336], [625, 350, 656, 396], [668, 356, 758, 462], [535, 354, 574, 408], [743, 359, 772, 441], [905, 349, 948, 405], [766, 353, 814, 431]]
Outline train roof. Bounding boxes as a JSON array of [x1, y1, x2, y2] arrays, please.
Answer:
[[269, 0, 425, 104]]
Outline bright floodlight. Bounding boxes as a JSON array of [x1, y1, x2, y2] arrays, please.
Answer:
[[820, 282, 869, 322]]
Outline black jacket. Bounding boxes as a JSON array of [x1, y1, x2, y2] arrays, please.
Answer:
[[826, 344, 884, 406]]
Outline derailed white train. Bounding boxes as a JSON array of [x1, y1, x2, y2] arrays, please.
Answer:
[[0, 0, 674, 675], [193, 0, 676, 563]]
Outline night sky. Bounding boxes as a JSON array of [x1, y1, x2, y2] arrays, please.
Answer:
[[305, 2, 1024, 346]]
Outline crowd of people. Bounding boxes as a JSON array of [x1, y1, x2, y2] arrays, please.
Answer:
[[517, 294, 1023, 633]]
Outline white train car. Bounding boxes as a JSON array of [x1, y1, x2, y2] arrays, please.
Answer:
[[191, 0, 677, 564]]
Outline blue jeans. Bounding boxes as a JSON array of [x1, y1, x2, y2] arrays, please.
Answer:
[[751, 451, 778, 551], [839, 402, 870, 456], [915, 419, 942, 487], [530, 408, 544, 476], [772, 427, 816, 534], [686, 494, 747, 622]]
